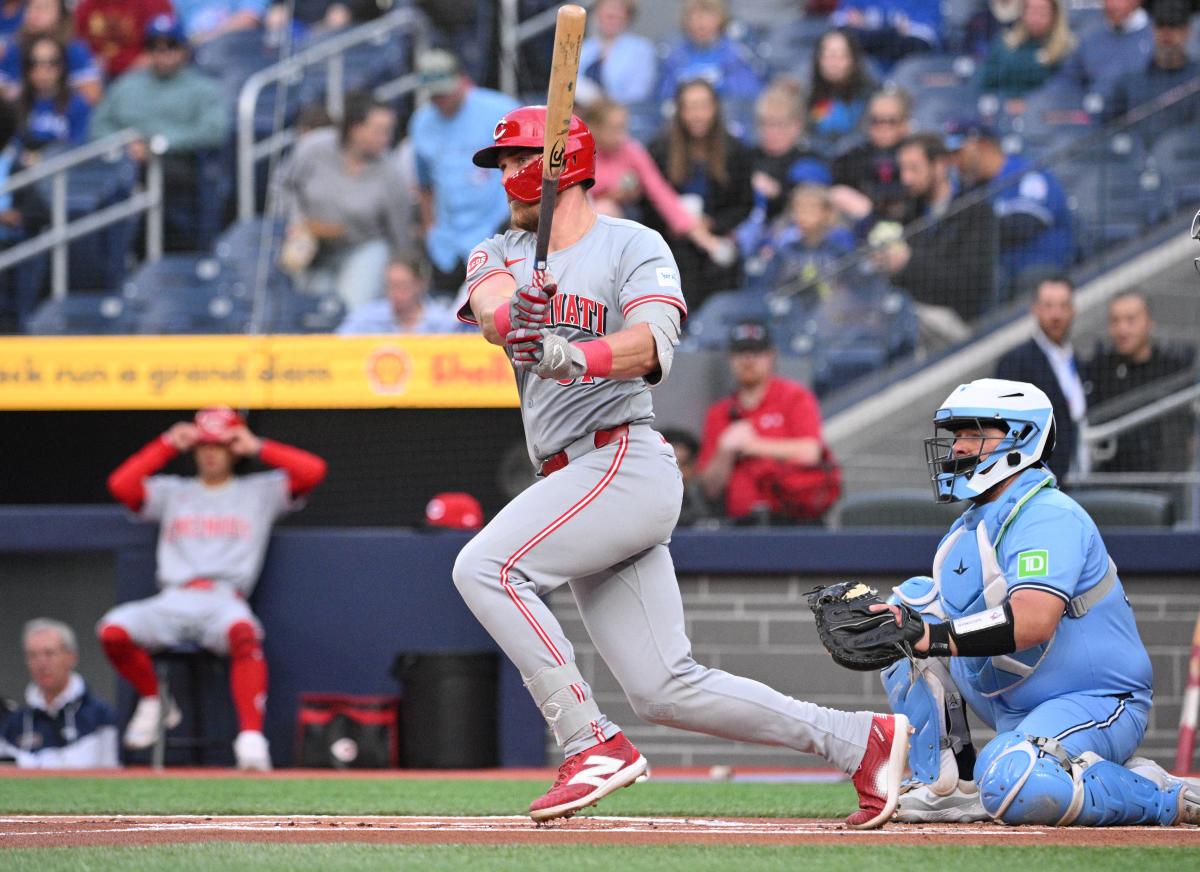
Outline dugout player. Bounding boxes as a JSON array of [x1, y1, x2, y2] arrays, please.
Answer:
[[97, 408, 326, 770], [452, 105, 909, 827], [880, 378, 1198, 826]]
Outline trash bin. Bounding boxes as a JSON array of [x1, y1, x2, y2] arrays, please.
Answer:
[[391, 651, 499, 768]]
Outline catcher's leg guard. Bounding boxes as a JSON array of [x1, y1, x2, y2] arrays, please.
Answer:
[[975, 731, 1183, 826], [882, 657, 972, 794]]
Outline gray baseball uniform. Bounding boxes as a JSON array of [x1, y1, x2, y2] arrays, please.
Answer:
[[99, 472, 295, 654], [453, 215, 872, 771]]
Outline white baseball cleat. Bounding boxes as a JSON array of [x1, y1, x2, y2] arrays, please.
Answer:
[[1126, 757, 1200, 825], [234, 730, 273, 771], [894, 779, 991, 823], [123, 695, 181, 750]]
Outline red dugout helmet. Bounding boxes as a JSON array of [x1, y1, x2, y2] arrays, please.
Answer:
[[472, 105, 596, 204], [194, 406, 244, 444]]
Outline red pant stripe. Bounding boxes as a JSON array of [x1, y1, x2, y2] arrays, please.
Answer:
[[500, 435, 629, 704]]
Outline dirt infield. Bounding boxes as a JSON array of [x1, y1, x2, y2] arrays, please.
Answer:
[[3, 814, 1199, 848]]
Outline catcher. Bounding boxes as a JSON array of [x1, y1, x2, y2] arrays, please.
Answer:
[[810, 378, 1199, 826]]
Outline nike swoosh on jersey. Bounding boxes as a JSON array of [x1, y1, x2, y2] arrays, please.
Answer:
[[504, 258, 526, 267]]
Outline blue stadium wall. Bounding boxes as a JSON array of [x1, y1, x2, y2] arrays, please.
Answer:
[[2, 508, 1198, 769]]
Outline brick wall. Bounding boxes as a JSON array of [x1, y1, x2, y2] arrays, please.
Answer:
[[547, 574, 1200, 769]]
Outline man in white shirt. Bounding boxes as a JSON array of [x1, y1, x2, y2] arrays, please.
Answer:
[[996, 276, 1087, 482]]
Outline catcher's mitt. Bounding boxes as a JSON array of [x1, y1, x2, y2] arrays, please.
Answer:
[[806, 581, 925, 671]]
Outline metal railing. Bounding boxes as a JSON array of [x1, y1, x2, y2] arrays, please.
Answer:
[[496, 0, 597, 96], [0, 128, 163, 301], [235, 7, 428, 221]]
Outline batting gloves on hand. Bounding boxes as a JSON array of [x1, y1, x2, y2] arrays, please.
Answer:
[[507, 329, 587, 381], [508, 279, 555, 331]]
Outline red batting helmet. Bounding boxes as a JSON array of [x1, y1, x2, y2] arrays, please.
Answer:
[[472, 105, 595, 204], [194, 406, 244, 444]]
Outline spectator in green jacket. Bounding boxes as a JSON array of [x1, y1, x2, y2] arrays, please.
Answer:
[[979, 0, 1077, 106], [89, 15, 227, 250]]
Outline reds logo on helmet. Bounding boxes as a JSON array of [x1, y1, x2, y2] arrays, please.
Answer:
[[472, 106, 596, 204]]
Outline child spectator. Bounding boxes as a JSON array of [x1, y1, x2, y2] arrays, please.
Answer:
[[758, 184, 856, 299], [657, 0, 764, 103]]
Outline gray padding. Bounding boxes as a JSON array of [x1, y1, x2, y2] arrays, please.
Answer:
[[524, 662, 604, 745], [627, 303, 681, 386]]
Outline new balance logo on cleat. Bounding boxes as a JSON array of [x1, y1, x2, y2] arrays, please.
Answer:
[[529, 732, 649, 823], [569, 754, 626, 788]]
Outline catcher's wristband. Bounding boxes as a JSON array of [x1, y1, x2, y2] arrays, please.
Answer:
[[492, 305, 513, 339], [926, 601, 1017, 658], [576, 339, 613, 378]]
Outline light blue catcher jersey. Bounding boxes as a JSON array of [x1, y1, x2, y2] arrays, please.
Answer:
[[934, 468, 1152, 713]]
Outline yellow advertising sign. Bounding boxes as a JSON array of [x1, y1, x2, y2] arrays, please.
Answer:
[[0, 335, 519, 410]]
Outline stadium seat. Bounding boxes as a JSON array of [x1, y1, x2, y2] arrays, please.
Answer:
[[887, 54, 978, 98], [1068, 160, 1163, 260], [679, 288, 772, 351], [23, 294, 136, 335], [812, 344, 888, 396], [1013, 85, 1096, 151], [831, 489, 963, 528], [1067, 488, 1175, 527], [1151, 128, 1200, 210], [911, 90, 985, 133]]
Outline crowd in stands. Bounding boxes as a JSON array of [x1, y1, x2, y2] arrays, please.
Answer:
[[0, 0, 1193, 524]]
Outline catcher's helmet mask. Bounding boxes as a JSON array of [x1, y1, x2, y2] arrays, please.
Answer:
[[924, 379, 1056, 503], [1191, 208, 1200, 278]]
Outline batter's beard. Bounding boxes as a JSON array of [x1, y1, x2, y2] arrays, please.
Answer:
[[509, 199, 539, 233]]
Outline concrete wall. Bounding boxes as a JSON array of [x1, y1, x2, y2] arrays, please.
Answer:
[[550, 574, 1200, 769]]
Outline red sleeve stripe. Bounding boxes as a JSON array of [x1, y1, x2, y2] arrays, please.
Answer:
[[456, 308, 479, 325], [622, 295, 688, 319], [466, 268, 510, 297]]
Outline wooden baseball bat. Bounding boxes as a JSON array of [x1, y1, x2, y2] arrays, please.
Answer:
[[1174, 609, 1200, 774], [533, 3, 587, 278]]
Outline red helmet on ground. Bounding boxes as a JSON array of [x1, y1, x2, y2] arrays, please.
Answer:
[[472, 105, 596, 204], [194, 406, 244, 444]]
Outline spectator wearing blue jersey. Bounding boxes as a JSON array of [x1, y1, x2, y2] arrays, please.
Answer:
[[0, 0, 23, 39], [833, 0, 941, 68], [0, 0, 102, 105], [16, 35, 90, 154], [876, 377, 1198, 827], [947, 118, 1072, 297], [0, 618, 119, 769], [1104, 0, 1199, 142], [656, 0, 764, 104], [173, 0, 266, 44], [408, 48, 518, 296], [1052, 0, 1152, 103], [578, 0, 658, 107]]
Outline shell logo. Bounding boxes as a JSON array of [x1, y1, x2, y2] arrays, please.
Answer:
[[366, 345, 411, 395]]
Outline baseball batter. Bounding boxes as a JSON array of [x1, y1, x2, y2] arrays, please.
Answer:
[[97, 408, 327, 770], [453, 106, 908, 826]]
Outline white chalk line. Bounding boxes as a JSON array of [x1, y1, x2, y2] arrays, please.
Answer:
[[0, 814, 1046, 838]]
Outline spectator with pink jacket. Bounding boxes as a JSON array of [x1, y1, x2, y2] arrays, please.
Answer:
[[583, 96, 725, 262]]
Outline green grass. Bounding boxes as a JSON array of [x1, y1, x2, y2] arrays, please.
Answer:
[[0, 777, 864, 820], [2, 845, 1198, 872], [0, 777, 858, 817]]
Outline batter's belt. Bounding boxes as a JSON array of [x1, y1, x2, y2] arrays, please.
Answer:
[[539, 424, 630, 477]]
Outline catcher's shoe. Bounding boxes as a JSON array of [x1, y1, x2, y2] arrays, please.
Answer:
[[846, 713, 910, 829], [529, 732, 649, 823], [123, 695, 181, 750], [894, 780, 990, 823]]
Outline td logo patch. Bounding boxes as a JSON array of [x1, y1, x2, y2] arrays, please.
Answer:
[[1017, 550, 1049, 578]]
